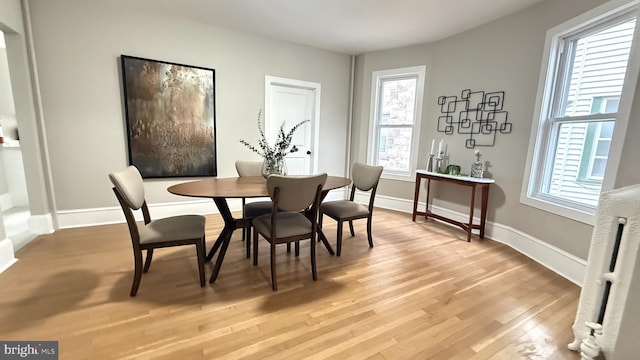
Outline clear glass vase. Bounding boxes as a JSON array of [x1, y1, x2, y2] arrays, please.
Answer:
[[471, 157, 484, 178], [261, 156, 287, 178]]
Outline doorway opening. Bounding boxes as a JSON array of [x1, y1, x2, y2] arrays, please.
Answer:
[[0, 29, 33, 250]]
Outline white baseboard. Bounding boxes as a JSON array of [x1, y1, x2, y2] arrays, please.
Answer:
[[28, 213, 55, 235], [13, 191, 350, 257], [57, 189, 347, 229], [55, 190, 585, 286], [324, 188, 347, 202], [357, 193, 587, 286], [488, 223, 586, 286], [57, 199, 221, 229], [0, 238, 17, 273]]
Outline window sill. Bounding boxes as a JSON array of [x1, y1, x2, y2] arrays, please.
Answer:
[[520, 194, 595, 226], [381, 172, 415, 182]]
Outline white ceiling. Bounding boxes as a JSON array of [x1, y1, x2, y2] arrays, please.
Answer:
[[111, 0, 544, 54]]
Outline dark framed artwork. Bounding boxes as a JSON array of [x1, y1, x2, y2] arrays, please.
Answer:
[[120, 55, 216, 178]]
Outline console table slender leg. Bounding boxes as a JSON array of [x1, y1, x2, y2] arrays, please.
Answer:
[[412, 174, 421, 221], [467, 184, 477, 242], [480, 184, 490, 239], [425, 179, 431, 219]]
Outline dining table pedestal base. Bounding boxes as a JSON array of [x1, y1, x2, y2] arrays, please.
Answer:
[[167, 175, 351, 284]]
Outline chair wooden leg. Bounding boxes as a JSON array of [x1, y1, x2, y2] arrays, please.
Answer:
[[286, 243, 291, 253], [270, 243, 277, 291], [143, 249, 153, 273], [311, 237, 317, 281], [196, 238, 206, 287], [246, 226, 252, 259], [367, 216, 374, 248], [241, 198, 247, 241], [336, 220, 343, 256], [295, 241, 300, 256], [130, 251, 144, 297], [318, 213, 324, 242], [253, 231, 259, 266], [349, 220, 355, 237]]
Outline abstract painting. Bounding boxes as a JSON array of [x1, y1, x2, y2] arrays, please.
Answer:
[[121, 55, 216, 178]]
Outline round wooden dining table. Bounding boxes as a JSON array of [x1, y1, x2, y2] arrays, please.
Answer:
[[168, 175, 351, 284]]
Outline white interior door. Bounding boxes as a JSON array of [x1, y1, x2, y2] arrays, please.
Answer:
[[265, 76, 320, 175]]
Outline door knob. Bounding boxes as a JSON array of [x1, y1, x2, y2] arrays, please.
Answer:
[[306, 150, 312, 155]]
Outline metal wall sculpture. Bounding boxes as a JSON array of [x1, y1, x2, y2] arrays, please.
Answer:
[[437, 89, 511, 148]]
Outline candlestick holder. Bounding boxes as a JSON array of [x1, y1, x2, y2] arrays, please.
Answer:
[[435, 151, 444, 172], [426, 154, 434, 172]]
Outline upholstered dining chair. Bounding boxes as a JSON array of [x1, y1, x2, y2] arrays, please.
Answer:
[[235, 160, 272, 258], [252, 173, 327, 291], [319, 162, 383, 256], [109, 165, 206, 296]]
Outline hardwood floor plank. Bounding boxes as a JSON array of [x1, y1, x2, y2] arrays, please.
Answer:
[[0, 208, 581, 359]]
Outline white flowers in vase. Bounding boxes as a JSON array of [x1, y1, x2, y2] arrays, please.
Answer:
[[474, 148, 482, 161], [239, 110, 309, 176]]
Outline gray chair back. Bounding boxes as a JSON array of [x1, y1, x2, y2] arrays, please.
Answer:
[[236, 160, 263, 177], [267, 174, 327, 212], [352, 162, 383, 191], [109, 165, 145, 210]]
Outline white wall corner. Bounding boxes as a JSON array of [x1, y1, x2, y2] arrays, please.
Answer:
[[0, 238, 17, 273], [362, 193, 586, 286], [0, 192, 13, 211]]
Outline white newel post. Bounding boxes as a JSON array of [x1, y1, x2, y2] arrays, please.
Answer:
[[568, 184, 640, 359]]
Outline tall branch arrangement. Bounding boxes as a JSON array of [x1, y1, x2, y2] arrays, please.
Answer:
[[240, 110, 309, 163]]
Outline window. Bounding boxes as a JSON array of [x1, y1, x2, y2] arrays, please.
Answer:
[[579, 120, 614, 181], [522, 1, 640, 223], [368, 66, 426, 179]]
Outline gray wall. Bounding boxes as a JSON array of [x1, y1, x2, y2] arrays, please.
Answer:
[[26, 0, 351, 211], [351, 0, 624, 260]]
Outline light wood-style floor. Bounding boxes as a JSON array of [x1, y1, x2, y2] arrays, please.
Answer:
[[0, 208, 581, 359]]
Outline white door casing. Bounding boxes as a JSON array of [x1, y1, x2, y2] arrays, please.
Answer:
[[265, 76, 320, 175]]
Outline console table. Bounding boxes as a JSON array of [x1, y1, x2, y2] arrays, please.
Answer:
[[412, 170, 495, 242]]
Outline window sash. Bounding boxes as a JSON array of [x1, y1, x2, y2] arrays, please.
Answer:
[[373, 76, 419, 174], [521, 0, 640, 225], [534, 12, 636, 211], [368, 66, 425, 179], [551, 15, 635, 120]]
